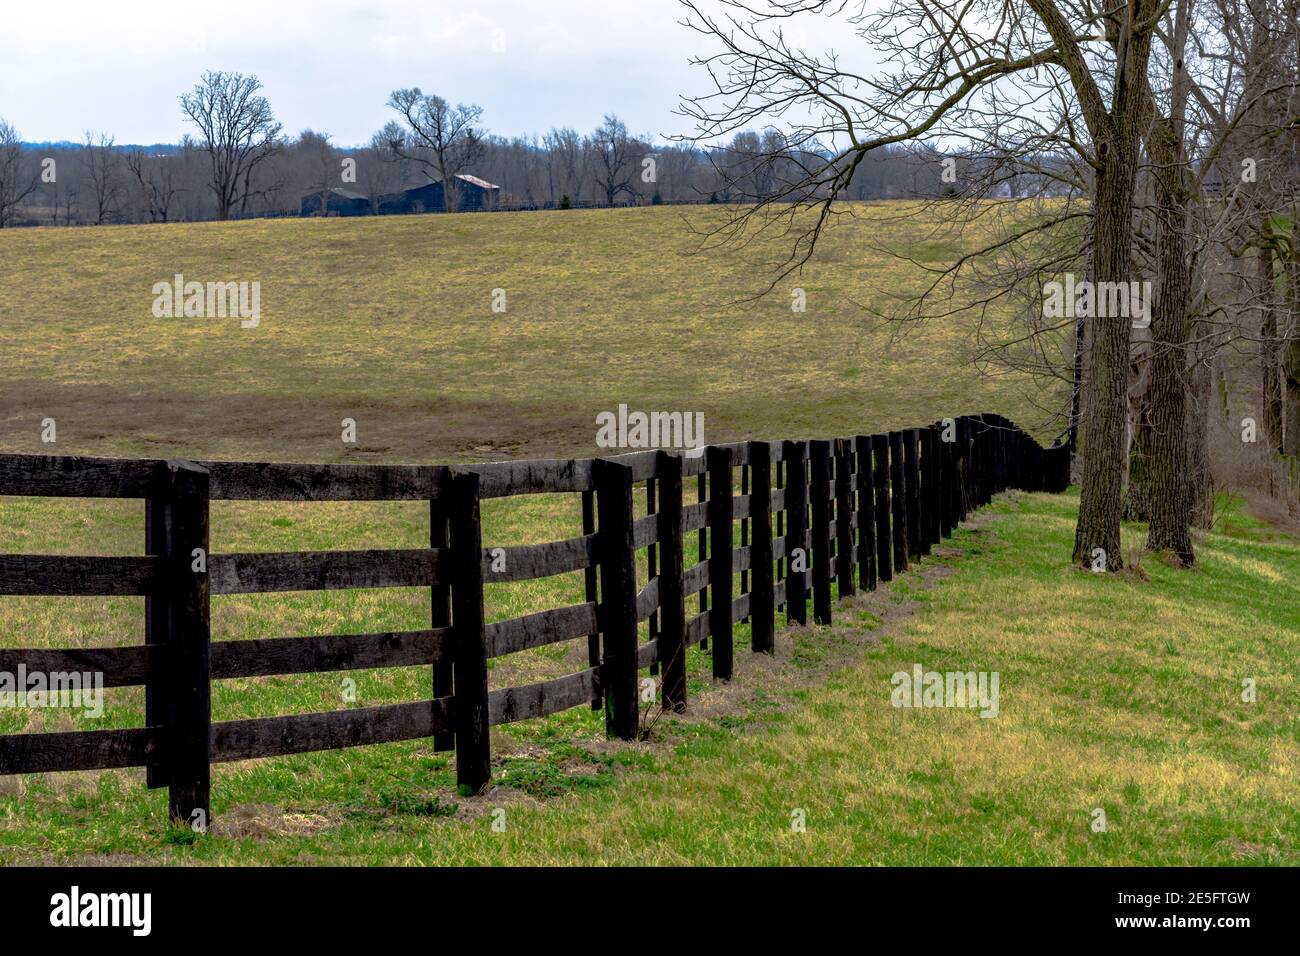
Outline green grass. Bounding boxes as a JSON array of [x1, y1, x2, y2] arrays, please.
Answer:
[[0, 205, 1292, 865], [1, 491, 1295, 864]]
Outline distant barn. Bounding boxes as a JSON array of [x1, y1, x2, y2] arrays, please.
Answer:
[[300, 188, 371, 217], [377, 175, 501, 214]]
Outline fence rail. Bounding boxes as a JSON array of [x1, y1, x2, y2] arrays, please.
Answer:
[[0, 413, 1068, 831]]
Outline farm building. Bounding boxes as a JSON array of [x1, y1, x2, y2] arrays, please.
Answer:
[[300, 187, 372, 217], [376, 174, 501, 214]]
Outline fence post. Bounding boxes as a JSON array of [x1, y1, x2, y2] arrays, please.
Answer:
[[889, 431, 909, 573], [430, 484, 454, 751], [871, 434, 892, 583], [595, 459, 639, 738], [783, 440, 808, 625], [904, 429, 924, 559], [144, 496, 167, 791], [748, 441, 775, 654], [834, 438, 856, 598], [581, 490, 602, 711], [925, 427, 942, 549], [697, 472, 708, 650], [656, 452, 687, 711], [809, 440, 833, 625], [854, 435, 877, 590], [938, 422, 955, 539], [646, 477, 659, 675], [449, 470, 491, 794], [161, 460, 210, 830], [707, 446, 734, 680]]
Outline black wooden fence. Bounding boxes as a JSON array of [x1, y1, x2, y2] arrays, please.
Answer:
[[0, 413, 1068, 830]]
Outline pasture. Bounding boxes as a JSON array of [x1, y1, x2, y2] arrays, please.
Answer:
[[0, 206, 1294, 865]]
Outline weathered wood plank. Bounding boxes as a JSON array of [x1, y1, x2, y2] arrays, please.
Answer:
[[210, 629, 451, 680], [211, 699, 452, 763], [0, 726, 161, 774], [0, 554, 160, 596], [0, 454, 163, 499], [707, 446, 734, 681], [480, 535, 596, 583], [488, 668, 602, 725], [635, 578, 660, 623], [682, 560, 709, 597], [633, 514, 659, 550], [210, 548, 445, 594], [0, 645, 160, 688], [205, 461, 448, 501], [472, 459, 594, 497], [485, 603, 598, 658]]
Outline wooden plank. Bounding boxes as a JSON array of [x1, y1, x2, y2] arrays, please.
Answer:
[[0, 453, 162, 499], [205, 460, 448, 501], [0, 645, 159, 689], [635, 578, 660, 623], [472, 458, 594, 497], [707, 446, 734, 680], [488, 668, 603, 725], [682, 501, 709, 534], [656, 451, 687, 712], [809, 440, 833, 625], [685, 610, 710, 645], [210, 629, 451, 680], [731, 592, 751, 621], [211, 699, 453, 762], [480, 535, 596, 583], [683, 560, 709, 597], [449, 470, 491, 795], [731, 545, 753, 573], [0, 554, 159, 596], [636, 639, 658, 669], [210, 548, 445, 594], [783, 440, 808, 626], [748, 440, 774, 655], [595, 460, 639, 740], [485, 603, 597, 659], [160, 460, 210, 829], [0, 726, 161, 774], [633, 513, 659, 550]]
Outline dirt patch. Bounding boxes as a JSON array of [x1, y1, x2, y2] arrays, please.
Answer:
[[211, 803, 341, 839]]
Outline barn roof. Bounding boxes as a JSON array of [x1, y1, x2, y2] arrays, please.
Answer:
[[454, 174, 500, 191]]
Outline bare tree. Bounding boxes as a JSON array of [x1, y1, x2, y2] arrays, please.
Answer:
[[180, 71, 283, 220], [588, 114, 642, 206], [0, 118, 39, 228], [385, 89, 485, 212], [80, 131, 123, 225]]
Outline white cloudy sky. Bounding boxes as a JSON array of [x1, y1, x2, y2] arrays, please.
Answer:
[[0, 0, 864, 146]]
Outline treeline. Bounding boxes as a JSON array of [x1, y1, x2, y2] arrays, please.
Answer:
[[0, 70, 1030, 227]]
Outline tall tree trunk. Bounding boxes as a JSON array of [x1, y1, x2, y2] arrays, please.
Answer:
[[1073, 150, 1138, 571]]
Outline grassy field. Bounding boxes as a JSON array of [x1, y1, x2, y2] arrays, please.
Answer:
[[0, 205, 1294, 865], [0, 203, 1056, 463], [1, 491, 1295, 865]]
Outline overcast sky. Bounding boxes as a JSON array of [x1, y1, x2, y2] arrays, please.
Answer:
[[0, 0, 861, 147]]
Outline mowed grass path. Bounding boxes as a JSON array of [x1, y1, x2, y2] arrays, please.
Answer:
[[0, 204, 1055, 463], [2, 492, 1295, 865]]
